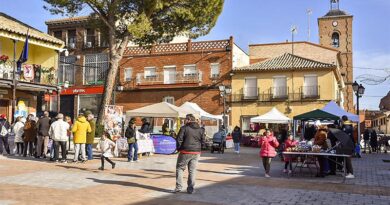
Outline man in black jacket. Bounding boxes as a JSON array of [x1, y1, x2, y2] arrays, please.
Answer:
[[125, 118, 138, 162], [174, 114, 204, 194], [36, 111, 51, 158]]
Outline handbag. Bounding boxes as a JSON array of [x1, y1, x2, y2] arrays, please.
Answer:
[[0, 122, 8, 136]]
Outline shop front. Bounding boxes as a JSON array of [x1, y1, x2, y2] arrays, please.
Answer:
[[60, 86, 104, 119]]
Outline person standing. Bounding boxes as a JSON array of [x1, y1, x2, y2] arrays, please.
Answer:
[[0, 114, 11, 155], [370, 129, 378, 153], [13, 116, 25, 156], [139, 118, 151, 133], [174, 114, 205, 194], [314, 126, 329, 177], [36, 111, 51, 158], [258, 129, 279, 178], [85, 113, 96, 160], [363, 129, 371, 153], [125, 118, 138, 162], [23, 114, 37, 157], [231, 126, 242, 154], [283, 134, 298, 174], [341, 115, 355, 179], [98, 132, 116, 170], [49, 113, 70, 163], [72, 114, 91, 163]]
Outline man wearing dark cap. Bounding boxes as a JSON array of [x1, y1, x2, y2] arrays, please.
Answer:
[[174, 114, 204, 194], [125, 118, 138, 162]]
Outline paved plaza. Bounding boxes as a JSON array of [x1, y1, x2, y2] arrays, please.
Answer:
[[0, 147, 389, 205]]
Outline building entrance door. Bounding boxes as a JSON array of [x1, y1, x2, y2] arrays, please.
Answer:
[[0, 100, 9, 119]]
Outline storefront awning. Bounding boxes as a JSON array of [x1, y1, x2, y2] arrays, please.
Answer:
[[17, 81, 58, 92]]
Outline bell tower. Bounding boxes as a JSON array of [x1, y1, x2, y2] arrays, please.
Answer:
[[318, 0, 354, 112]]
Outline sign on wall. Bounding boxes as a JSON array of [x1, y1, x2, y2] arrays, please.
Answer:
[[103, 105, 123, 140]]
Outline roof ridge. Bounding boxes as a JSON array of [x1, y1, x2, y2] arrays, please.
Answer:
[[281, 52, 335, 66]]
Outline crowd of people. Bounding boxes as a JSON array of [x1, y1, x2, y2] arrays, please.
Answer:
[[0, 111, 97, 164]]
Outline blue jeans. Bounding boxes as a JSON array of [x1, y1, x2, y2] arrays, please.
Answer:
[[86, 144, 93, 160], [128, 143, 138, 161], [234, 143, 240, 152]]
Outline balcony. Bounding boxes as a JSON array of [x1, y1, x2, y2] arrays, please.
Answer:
[[136, 71, 202, 85], [231, 86, 321, 103], [301, 86, 320, 99]]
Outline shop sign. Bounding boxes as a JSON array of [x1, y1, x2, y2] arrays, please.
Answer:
[[0, 89, 8, 95], [61, 86, 104, 95]]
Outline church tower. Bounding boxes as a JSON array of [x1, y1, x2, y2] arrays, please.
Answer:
[[318, 0, 354, 112]]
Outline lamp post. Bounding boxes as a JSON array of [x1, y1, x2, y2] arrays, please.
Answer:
[[219, 85, 232, 129], [352, 81, 365, 156]]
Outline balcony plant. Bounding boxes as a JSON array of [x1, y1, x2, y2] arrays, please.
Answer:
[[0, 55, 9, 64], [41, 66, 56, 85]]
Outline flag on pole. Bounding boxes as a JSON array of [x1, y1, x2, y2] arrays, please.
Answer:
[[17, 29, 29, 72]]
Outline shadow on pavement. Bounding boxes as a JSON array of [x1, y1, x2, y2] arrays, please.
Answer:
[[114, 173, 149, 178], [86, 178, 172, 193]]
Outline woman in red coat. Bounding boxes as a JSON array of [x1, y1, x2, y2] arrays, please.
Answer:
[[258, 129, 279, 178], [283, 134, 298, 174]]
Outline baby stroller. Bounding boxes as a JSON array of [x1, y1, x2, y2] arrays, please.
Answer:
[[211, 131, 225, 154]]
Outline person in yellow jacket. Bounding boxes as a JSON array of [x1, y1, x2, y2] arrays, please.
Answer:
[[72, 114, 91, 163]]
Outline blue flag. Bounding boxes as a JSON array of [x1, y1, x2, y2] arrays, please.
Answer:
[[17, 29, 29, 72]]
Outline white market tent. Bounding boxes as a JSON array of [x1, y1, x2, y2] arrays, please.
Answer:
[[250, 107, 291, 124], [126, 102, 197, 118], [180, 102, 223, 121]]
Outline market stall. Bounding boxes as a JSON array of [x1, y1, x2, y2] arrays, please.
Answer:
[[250, 107, 291, 124], [322, 101, 359, 122]]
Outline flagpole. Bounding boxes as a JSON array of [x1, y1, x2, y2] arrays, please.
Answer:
[[12, 39, 17, 123]]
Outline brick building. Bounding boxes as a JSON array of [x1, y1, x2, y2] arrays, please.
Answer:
[[116, 37, 249, 127]]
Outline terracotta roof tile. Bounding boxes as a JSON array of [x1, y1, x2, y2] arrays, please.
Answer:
[[0, 12, 63, 45], [234, 53, 336, 71], [45, 16, 90, 25]]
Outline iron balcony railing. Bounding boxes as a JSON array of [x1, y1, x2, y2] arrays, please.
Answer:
[[136, 71, 203, 85], [271, 86, 288, 99], [301, 85, 320, 99]]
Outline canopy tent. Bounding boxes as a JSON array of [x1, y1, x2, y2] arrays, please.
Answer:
[[250, 107, 291, 124], [322, 101, 359, 122], [293, 109, 340, 121], [180, 102, 222, 121], [126, 102, 197, 118]]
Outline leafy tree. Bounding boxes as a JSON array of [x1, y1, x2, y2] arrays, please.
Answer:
[[44, 0, 224, 125]]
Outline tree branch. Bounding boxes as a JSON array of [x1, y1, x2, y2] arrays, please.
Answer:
[[85, 1, 114, 31]]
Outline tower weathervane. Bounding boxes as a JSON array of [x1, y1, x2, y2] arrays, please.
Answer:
[[331, 0, 340, 10]]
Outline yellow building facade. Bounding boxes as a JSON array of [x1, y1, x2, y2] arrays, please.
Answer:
[[0, 12, 64, 121], [231, 53, 344, 131]]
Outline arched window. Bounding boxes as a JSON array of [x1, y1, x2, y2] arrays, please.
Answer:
[[332, 32, 340, 48]]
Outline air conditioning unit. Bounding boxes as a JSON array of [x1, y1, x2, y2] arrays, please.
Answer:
[[69, 43, 76, 49], [86, 41, 92, 48]]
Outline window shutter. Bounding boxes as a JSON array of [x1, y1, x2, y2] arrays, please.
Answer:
[[244, 78, 257, 97]]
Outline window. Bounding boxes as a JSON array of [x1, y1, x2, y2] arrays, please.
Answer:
[[163, 96, 175, 105], [332, 32, 340, 48], [244, 77, 258, 99], [273, 76, 287, 98], [67, 30, 76, 49], [85, 28, 95, 48], [144, 67, 156, 78], [99, 31, 108, 47], [84, 53, 109, 85], [303, 75, 318, 97], [49, 95, 58, 112], [78, 94, 102, 116], [124, 68, 132, 82], [163, 65, 176, 84], [210, 63, 220, 78], [184, 65, 197, 76], [58, 56, 76, 85], [53, 31, 62, 40]]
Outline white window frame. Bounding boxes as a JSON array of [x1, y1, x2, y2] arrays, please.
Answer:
[[124, 68, 133, 82], [303, 74, 318, 97], [244, 77, 258, 98], [183, 64, 197, 76], [163, 65, 176, 84], [163, 96, 175, 105], [210, 63, 220, 78], [273, 75, 287, 98], [144, 67, 157, 78]]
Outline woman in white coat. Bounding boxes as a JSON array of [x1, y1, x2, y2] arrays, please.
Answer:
[[13, 116, 26, 156]]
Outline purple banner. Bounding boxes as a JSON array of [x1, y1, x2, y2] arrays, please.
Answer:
[[151, 135, 177, 155]]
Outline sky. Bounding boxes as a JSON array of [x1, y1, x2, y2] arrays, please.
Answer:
[[0, 0, 389, 110]]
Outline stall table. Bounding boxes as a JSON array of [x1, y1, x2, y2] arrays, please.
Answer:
[[283, 152, 351, 182]]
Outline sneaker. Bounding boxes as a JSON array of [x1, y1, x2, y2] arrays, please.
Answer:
[[187, 188, 195, 194], [61, 160, 67, 164], [127, 159, 133, 162], [265, 174, 271, 178], [72, 160, 78, 164], [345, 174, 355, 179], [283, 169, 288, 173], [112, 163, 116, 169], [171, 188, 181, 194]]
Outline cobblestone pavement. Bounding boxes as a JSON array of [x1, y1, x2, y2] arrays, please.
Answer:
[[0, 147, 389, 205]]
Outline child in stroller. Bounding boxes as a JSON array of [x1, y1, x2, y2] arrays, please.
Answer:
[[211, 126, 226, 154]]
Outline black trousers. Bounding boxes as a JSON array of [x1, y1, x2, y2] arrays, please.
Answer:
[[23, 141, 34, 156], [16, 142, 24, 155], [54, 141, 67, 160], [101, 155, 114, 168], [0, 137, 10, 154]]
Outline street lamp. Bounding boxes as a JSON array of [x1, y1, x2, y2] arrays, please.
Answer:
[[352, 81, 365, 156], [219, 85, 231, 129]]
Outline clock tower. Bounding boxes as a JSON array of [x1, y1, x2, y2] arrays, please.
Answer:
[[318, 0, 354, 112]]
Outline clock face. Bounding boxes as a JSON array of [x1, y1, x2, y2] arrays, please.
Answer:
[[332, 21, 338, 27]]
